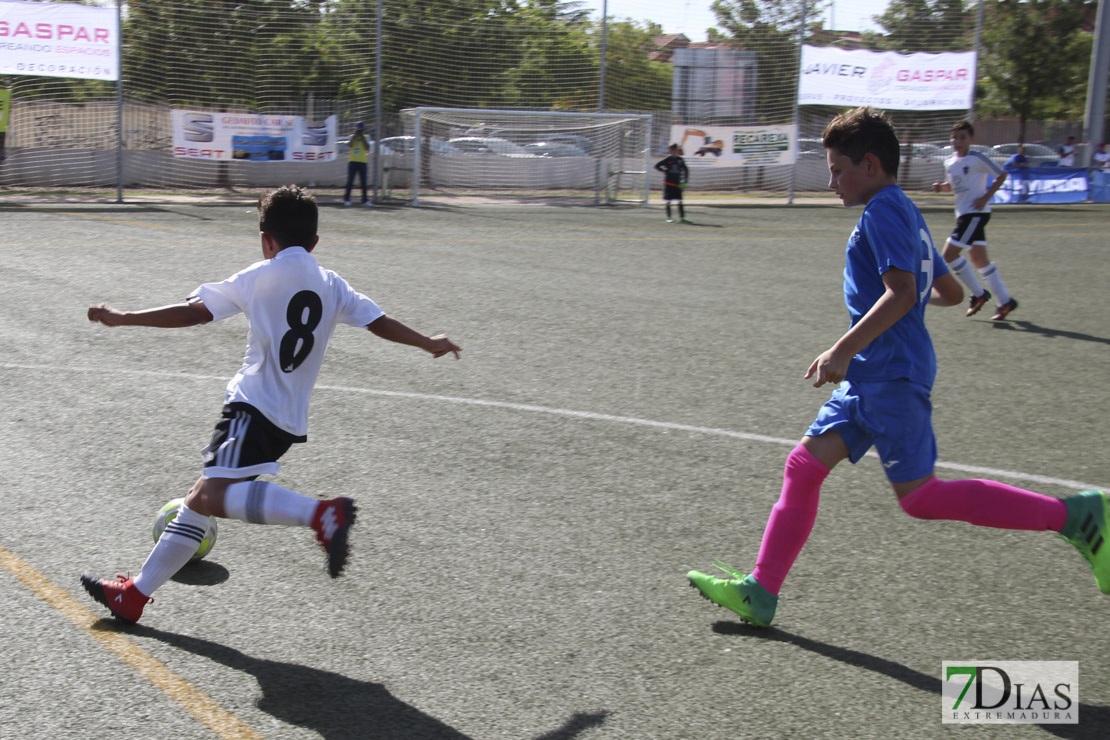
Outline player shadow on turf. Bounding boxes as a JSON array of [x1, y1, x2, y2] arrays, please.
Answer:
[[168, 559, 230, 586], [712, 622, 1109, 739], [128, 625, 608, 740], [988, 320, 1110, 347]]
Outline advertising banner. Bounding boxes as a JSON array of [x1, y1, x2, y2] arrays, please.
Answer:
[[1090, 170, 1110, 203], [992, 166, 1089, 205], [0, 0, 119, 80], [171, 110, 339, 162], [670, 124, 795, 167], [798, 46, 975, 111]]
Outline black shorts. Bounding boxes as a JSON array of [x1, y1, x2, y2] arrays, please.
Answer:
[[948, 212, 991, 249], [662, 183, 683, 202], [201, 402, 305, 479]]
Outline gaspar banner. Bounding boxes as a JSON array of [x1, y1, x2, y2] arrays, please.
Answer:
[[171, 110, 339, 162], [798, 46, 976, 111], [0, 0, 119, 81]]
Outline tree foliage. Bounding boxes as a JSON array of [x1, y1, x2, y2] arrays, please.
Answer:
[[708, 0, 828, 123], [115, 0, 671, 113], [975, 0, 1093, 127], [866, 0, 972, 53]]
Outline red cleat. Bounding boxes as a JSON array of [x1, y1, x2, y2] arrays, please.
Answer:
[[990, 298, 1018, 321], [311, 498, 357, 578], [965, 290, 992, 317], [81, 573, 152, 623]]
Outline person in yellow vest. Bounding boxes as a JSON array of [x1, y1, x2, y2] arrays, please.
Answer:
[[344, 121, 370, 206]]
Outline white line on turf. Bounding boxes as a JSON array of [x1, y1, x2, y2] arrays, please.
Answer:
[[2, 361, 1103, 492]]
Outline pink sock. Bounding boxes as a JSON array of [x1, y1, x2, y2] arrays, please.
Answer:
[[751, 445, 829, 595], [899, 477, 1066, 531]]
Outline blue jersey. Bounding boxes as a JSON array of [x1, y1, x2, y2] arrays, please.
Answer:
[[842, 185, 948, 388]]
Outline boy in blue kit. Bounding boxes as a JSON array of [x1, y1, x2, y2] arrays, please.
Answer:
[[81, 185, 461, 624], [686, 107, 1110, 627]]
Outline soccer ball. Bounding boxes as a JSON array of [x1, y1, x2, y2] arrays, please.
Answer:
[[152, 498, 218, 562]]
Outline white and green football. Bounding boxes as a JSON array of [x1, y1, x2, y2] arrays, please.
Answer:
[[151, 498, 218, 562]]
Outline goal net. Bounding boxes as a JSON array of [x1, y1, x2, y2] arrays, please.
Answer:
[[392, 108, 652, 205]]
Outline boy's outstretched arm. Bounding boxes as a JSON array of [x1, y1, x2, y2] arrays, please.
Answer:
[[806, 267, 918, 388], [367, 314, 461, 359], [88, 301, 213, 328]]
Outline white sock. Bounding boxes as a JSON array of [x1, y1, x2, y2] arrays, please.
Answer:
[[134, 504, 211, 596], [978, 262, 1012, 305], [222, 480, 317, 526], [948, 255, 985, 295]]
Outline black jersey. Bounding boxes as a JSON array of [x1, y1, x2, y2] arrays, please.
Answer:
[[654, 155, 688, 186]]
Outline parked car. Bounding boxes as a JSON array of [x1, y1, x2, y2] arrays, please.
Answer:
[[991, 143, 1059, 166], [540, 134, 597, 155], [902, 142, 945, 162], [379, 136, 459, 155], [463, 130, 598, 155], [446, 136, 537, 157], [521, 142, 588, 158], [795, 137, 825, 159]]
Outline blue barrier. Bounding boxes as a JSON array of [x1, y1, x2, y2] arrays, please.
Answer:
[[1091, 170, 1110, 203], [993, 166, 1088, 204]]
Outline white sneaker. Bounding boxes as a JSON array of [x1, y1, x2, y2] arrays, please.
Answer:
[[343, 200, 351, 206]]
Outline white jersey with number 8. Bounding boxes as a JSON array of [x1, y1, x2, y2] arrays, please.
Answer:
[[189, 246, 384, 436]]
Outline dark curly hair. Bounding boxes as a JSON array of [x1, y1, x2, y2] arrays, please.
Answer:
[[258, 185, 318, 248], [822, 106, 900, 178]]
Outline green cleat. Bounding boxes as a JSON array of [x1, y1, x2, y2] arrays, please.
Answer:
[[680, 218, 693, 224], [686, 561, 778, 627], [1060, 490, 1110, 594]]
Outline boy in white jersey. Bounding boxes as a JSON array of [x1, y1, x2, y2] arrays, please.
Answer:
[[932, 119, 1018, 321], [81, 185, 461, 623], [686, 107, 1110, 628]]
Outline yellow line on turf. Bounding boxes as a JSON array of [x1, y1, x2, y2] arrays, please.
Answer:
[[0, 545, 263, 740]]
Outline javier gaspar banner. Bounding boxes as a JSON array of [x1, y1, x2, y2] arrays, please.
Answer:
[[171, 110, 338, 162], [0, 0, 118, 81], [798, 45, 976, 111]]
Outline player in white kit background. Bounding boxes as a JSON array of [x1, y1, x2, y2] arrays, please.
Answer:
[[82, 184, 461, 624], [932, 119, 1019, 322]]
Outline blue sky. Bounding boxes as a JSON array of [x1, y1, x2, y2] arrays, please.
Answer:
[[579, 0, 891, 42]]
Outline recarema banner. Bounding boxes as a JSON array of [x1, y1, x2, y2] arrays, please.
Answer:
[[798, 46, 975, 111], [0, 0, 118, 81], [670, 124, 795, 166], [171, 111, 339, 162]]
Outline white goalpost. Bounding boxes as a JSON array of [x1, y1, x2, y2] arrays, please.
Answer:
[[397, 107, 652, 206]]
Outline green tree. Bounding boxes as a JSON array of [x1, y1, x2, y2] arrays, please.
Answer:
[[709, 0, 829, 123], [976, 0, 1093, 137], [599, 20, 673, 111], [866, 0, 973, 53], [124, 0, 329, 109]]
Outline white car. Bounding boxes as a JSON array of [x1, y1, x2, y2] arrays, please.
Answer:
[[522, 142, 588, 158], [380, 136, 460, 155], [991, 143, 1059, 166], [446, 137, 537, 157]]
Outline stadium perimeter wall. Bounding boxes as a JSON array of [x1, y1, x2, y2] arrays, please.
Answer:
[[0, 146, 945, 193]]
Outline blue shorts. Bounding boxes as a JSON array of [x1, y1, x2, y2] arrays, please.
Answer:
[[805, 380, 937, 483]]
